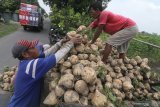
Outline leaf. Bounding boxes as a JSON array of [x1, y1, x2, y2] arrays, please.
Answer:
[[97, 66, 107, 81], [50, 4, 92, 33], [3, 66, 9, 72], [103, 86, 117, 102]]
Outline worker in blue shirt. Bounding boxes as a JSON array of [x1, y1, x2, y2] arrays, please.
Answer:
[[35, 40, 51, 58], [8, 37, 82, 107]]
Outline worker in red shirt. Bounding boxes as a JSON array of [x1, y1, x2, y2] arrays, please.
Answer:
[[88, 1, 139, 63]]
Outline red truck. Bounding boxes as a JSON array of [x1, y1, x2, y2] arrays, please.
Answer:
[[19, 3, 43, 31]]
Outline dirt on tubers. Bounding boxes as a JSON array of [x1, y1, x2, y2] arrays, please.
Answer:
[[0, 66, 17, 91], [43, 25, 160, 106], [1, 25, 160, 107]]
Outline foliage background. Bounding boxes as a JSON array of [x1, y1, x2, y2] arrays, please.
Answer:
[[50, 4, 92, 32], [47, 0, 160, 65], [128, 33, 160, 64], [99, 32, 160, 64], [0, 0, 20, 12]]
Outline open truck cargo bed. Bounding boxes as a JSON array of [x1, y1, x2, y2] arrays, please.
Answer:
[[19, 3, 43, 31]]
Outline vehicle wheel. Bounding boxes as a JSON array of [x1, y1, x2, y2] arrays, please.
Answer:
[[40, 25, 43, 30], [37, 27, 41, 32], [23, 26, 27, 31], [49, 37, 54, 45]]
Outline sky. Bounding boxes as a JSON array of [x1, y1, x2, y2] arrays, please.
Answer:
[[107, 0, 160, 34], [38, 0, 51, 14], [38, 0, 160, 34]]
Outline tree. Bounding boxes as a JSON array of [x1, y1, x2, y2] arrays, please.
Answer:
[[22, 0, 39, 5], [0, 0, 20, 12], [48, 0, 112, 33], [44, 0, 111, 13]]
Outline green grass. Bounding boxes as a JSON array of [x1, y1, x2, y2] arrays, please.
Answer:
[[103, 86, 127, 107], [0, 22, 19, 38], [100, 32, 108, 41], [127, 33, 160, 64], [96, 32, 160, 65]]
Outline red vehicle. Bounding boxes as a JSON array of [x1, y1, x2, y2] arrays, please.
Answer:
[[19, 3, 43, 31]]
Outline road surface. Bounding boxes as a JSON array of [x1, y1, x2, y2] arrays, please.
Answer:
[[0, 18, 51, 72]]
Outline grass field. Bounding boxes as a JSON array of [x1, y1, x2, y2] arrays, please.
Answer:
[[97, 32, 160, 64], [0, 22, 19, 38]]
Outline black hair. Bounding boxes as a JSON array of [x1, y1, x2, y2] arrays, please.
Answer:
[[17, 48, 29, 60], [17, 55, 24, 60], [89, 1, 103, 12]]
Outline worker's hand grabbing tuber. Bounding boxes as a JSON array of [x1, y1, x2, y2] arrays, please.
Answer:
[[70, 36, 82, 45], [76, 25, 87, 33], [61, 37, 70, 43]]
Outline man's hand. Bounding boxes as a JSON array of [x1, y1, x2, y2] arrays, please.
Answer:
[[76, 25, 87, 33], [70, 37, 82, 45], [61, 37, 70, 44], [76, 27, 83, 33], [91, 24, 104, 44]]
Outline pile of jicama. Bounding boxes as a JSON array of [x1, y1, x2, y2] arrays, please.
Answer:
[[0, 66, 17, 91], [43, 25, 160, 107], [0, 25, 159, 107]]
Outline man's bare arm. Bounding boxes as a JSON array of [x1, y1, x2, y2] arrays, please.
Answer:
[[91, 24, 104, 43]]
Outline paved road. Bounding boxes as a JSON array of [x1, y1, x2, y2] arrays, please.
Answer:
[[0, 18, 51, 71]]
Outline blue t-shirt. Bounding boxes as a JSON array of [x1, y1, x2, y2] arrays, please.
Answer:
[[8, 55, 56, 107], [36, 44, 45, 58]]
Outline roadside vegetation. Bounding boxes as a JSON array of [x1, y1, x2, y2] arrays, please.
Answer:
[[99, 32, 160, 65], [0, 22, 19, 38], [128, 33, 160, 64], [46, 0, 160, 69]]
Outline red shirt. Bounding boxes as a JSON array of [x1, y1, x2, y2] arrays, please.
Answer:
[[90, 11, 136, 35]]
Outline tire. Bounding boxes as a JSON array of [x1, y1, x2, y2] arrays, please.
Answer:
[[40, 21, 44, 30], [36, 27, 41, 32], [40, 25, 43, 30], [49, 37, 55, 45], [23, 26, 27, 31]]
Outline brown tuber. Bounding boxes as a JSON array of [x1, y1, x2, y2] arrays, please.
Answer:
[[64, 90, 79, 103], [74, 80, 89, 96], [43, 90, 58, 105], [81, 67, 97, 85], [91, 90, 108, 107]]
